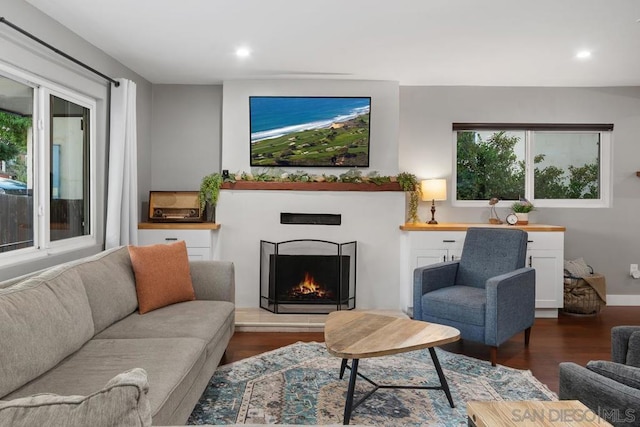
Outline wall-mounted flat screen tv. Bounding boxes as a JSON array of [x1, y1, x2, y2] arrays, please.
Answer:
[[250, 96, 371, 167]]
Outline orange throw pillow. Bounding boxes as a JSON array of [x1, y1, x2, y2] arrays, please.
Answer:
[[128, 241, 195, 314]]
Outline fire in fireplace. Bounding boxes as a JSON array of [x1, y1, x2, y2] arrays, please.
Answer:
[[260, 239, 356, 314]]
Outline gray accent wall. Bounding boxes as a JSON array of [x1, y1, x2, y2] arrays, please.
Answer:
[[150, 85, 223, 191], [399, 86, 640, 296]]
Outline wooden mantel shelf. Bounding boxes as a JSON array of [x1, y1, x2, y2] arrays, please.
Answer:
[[138, 222, 220, 230], [221, 181, 403, 191], [400, 222, 565, 232]]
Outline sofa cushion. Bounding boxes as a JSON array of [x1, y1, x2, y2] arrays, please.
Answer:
[[0, 368, 151, 427], [128, 241, 195, 314], [94, 300, 235, 357], [73, 246, 139, 334], [422, 285, 486, 326], [586, 360, 640, 390], [0, 265, 94, 398], [4, 337, 206, 426]]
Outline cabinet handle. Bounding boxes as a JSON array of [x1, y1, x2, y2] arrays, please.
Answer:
[[443, 255, 447, 262], [529, 255, 532, 267], [165, 237, 178, 241], [528, 240, 534, 243], [442, 240, 456, 243]]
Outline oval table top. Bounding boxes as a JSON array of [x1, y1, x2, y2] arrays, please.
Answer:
[[324, 311, 460, 359]]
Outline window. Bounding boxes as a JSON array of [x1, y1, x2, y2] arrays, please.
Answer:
[[0, 64, 95, 263], [453, 123, 612, 208]]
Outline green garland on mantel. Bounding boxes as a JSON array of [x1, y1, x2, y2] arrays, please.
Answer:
[[224, 168, 415, 186]]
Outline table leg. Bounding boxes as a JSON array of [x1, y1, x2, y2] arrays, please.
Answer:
[[429, 347, 454, 408], [343, 358, 359, 425], [339, 358, 348, 379]]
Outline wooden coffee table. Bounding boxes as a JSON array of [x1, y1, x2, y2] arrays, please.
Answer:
[[467, 400, 613, 426], [324, 311, 461, 425]]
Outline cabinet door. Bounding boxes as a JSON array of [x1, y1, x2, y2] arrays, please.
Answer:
[[413, 249, 449, 269], [528, 249, 563, 308]]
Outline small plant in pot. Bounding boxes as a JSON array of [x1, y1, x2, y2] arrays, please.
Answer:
[[199, 173, 223, 222], [511, 198, 534, 225]]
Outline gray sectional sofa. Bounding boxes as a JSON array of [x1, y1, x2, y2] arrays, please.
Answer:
[[0, 246, 235, 426]]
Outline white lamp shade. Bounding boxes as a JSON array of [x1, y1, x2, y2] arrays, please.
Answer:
[[421, 179, 447, 201]]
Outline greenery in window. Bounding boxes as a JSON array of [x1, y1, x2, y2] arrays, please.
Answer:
[[456, 130, 599, 201], [0, 112, 31, 182]]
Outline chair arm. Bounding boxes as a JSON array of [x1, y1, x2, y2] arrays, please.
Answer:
[[412, 261, 459, 320], [559, 362, 640, 425], [189, 260, 235, 303], [484, 268, 535, 346], [612, 326, 640, 365]]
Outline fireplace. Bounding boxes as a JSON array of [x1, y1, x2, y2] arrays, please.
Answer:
[[260, 239, 356, 314]]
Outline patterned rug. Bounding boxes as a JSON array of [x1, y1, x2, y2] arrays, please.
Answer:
[[188, 342, 556, 426]]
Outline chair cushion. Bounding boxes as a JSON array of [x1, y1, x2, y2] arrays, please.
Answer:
[[626, 331, 640, 368], [128, 241, 195, 314], [0, 368, 151, 427], [586, 360, 640, 390], [422, 285, 486, 326], [456, 228, 527, 289]]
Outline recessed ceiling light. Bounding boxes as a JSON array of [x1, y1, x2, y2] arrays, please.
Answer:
[[236, 47, 251, 58], [576, 50, 592, 59]]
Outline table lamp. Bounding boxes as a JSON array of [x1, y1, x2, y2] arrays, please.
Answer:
[[421, 179, 447, 224]]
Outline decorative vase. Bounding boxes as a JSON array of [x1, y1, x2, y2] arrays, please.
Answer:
[[205, 202, 216, 223], [515, 212, 529, 225]]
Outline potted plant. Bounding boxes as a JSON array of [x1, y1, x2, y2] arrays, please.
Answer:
[[199, 173, 223, 222], [511, 198, 534, 225], [397, 172, 420, 223]]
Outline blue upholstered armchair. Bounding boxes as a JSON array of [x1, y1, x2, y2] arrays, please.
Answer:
[[413, 227, 536, 366]]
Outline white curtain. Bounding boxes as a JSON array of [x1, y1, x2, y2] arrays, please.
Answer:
[[105, 78, 138, 249]]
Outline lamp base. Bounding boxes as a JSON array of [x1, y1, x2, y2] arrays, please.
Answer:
[[427, 220, 438, 224]]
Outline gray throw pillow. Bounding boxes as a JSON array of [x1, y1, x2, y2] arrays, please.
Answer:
[[626, 331, 640, 368], [586, 360, 640, 390], [0, 368, 151, 427]]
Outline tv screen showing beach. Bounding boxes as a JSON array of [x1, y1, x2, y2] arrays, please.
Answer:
[[249, 96, 371, 167]]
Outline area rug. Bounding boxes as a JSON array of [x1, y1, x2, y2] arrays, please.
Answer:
[[188, 342, 556, 426]]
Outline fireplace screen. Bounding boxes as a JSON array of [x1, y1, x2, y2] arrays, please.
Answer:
[[260, 239, 356, 314]]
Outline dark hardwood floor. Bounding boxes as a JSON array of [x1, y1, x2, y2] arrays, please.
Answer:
[[223, 306, 640, 394]]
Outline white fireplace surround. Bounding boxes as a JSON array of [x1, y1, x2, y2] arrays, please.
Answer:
[[215, 190, 405, 310]]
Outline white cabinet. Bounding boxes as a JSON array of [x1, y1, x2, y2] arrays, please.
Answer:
[[137, 225, 219, 261], [402, 225, 565, 318], [525, 232, 564, 313]]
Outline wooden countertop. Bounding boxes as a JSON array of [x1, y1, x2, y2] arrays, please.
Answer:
[[400, 222, 565, 232], [138, 222, 220, 230]]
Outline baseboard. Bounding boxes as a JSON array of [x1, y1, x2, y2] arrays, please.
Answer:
[[606, 295, 640, 306]]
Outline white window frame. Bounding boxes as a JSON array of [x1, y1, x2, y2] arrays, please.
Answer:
[[452, 127, 612, 208], [0, 62, 96, 267]]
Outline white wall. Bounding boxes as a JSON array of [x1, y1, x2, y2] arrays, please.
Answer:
[[399, 86, 640, 297], [216, 190, 405, 309], [218, 79, 405, 309], [221, 79, 399, 176]]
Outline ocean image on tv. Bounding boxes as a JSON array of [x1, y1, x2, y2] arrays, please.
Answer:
[[250, 96, 371, 167]]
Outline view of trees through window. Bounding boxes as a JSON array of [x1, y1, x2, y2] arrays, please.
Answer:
[[0, 111, 31, 183], [456, 130, 601, 201]]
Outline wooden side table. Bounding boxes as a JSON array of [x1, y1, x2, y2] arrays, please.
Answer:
[[467, 400, 613, 426]]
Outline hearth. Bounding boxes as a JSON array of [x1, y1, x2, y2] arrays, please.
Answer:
[[260, 239, 356, 314]]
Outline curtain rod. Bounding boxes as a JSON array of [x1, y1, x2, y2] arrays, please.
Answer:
[[0, 17, 120, 87]]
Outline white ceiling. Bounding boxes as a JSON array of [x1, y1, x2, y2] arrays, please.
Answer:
[[24, 0, 640, 86]]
